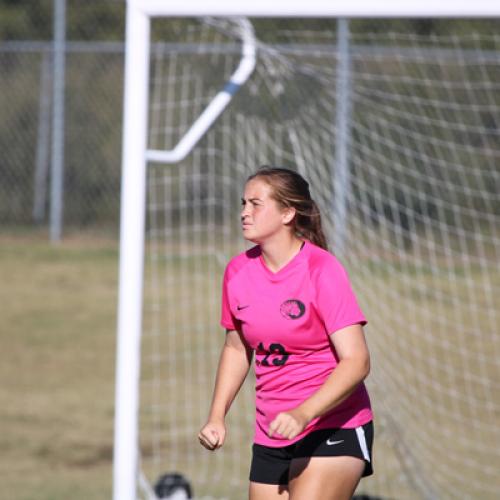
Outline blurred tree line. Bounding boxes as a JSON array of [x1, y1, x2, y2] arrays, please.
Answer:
[[0, 0, 499, 42], [0, 0, 125, 41], [0, 0, 498, 234]]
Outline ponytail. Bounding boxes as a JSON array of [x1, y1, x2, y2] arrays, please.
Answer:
[[295, 199, 329, 251]]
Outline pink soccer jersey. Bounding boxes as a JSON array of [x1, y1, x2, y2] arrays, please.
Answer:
[[221, 240, 373, 447]]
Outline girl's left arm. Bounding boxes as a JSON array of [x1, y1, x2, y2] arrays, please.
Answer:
[[268, 323, 370, 440]]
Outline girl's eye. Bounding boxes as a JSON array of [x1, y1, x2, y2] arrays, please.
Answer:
[[241, 200, 261, 207]]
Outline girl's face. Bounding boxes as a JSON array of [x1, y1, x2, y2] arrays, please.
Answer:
[[241, 178, 294, 244]]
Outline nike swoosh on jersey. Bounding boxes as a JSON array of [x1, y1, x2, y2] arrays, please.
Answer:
[[237, 304, 249, 310]]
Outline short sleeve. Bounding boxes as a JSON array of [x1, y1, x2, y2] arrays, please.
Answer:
[[220, 265, 241, 331], [314, 256, 367, 335]]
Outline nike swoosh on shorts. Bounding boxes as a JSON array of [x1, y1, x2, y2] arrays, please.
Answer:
[[326, 439, 344, 446]]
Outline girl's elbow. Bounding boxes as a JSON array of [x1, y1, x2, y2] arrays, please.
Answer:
[[353, 351, 370, 380], [361, 354, 371, 379]]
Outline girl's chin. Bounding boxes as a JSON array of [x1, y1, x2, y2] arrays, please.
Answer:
[[242, 232, 260, 244], [243, 236, 258, 243]]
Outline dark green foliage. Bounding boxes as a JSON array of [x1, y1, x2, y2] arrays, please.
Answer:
[[0, 0, 52, 40], [0, 7, 498, 232], [0, 0, 125, 41]]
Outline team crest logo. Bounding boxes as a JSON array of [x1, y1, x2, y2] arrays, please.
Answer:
[[280, 299, 306, 320]]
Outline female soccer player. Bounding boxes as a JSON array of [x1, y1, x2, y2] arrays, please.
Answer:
[[198, 167, 373, 500]]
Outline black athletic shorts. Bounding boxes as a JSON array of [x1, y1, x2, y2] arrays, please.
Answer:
[[249, 421, 374, 485]]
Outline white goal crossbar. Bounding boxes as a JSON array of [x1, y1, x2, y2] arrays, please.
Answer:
[[114, 2, 500, 500], [133, 0, 500, 17]]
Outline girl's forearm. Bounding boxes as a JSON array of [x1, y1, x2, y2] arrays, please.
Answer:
[[208, 343, 251, 421], [298, 357, 370, 422]]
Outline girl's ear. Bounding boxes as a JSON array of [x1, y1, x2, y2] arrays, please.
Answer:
[[282, 206, 297, 225]]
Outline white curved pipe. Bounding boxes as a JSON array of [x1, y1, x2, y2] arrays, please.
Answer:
[[147, 18, 256, 164]]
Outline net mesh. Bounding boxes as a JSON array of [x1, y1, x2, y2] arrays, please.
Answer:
[[140, 18, 500, 499]]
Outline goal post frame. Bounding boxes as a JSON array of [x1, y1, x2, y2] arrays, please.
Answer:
[[113, 5, 149, 500], [114, 3, 500, 500], [133, 0, 500, 17]]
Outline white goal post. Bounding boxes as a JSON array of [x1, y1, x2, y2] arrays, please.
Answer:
[[115, 2, 500, 500]]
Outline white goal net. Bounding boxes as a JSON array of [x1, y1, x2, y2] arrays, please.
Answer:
[[135, 18, 499, 500]]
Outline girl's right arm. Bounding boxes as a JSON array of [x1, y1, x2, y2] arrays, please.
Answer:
[[198, 329, 252, 451]]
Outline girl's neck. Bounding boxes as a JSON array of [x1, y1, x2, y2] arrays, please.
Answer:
[[260, 235, 304, 273]]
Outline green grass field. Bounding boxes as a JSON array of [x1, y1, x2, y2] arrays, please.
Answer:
[[0, 233, 118, 500], [1, 232, 498, 500]]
